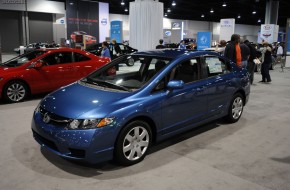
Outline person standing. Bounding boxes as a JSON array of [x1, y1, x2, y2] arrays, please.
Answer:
[[178, 40, 186, 49], [240, 42, 250, 69], [111, 39, 122, 60], [260, 42, 272, 83], [101, 41, 111, 59], [244, 40, 256, 84], [156, 39, 166, 49], [224, 34, 242, 67]]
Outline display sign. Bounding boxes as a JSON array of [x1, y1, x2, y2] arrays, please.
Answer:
[[99, 2, 109, 43], [110, 21, 123, 43], [219, 19, 235, 42], [172, 22, 181, 30], [66, 0, 99, 44], [260, 24, 279, 44], [197, 32, 211, 50]]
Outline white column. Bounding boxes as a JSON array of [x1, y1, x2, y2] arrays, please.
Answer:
[[129, 0, 163, 51]]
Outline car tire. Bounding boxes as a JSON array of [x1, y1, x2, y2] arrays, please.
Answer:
[[126, 59, 135, 67], [3, 81, 28, 103], [115, 120, 152, 166], [225, 93, 244, 123]]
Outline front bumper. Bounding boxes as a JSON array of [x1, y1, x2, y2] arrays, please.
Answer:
[[31, 112, 115, 164]]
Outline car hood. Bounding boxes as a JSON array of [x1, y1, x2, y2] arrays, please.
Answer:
[[40, 82, 133, 119]]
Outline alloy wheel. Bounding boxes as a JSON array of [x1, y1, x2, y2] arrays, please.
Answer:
[[6, 82, 26, 102], [122, 126, 149, 161], [232, 97, 243, 120]]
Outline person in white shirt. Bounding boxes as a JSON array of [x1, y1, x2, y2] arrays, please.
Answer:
[[276, 43, 285, 71]]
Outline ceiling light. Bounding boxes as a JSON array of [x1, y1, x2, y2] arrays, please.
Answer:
[[164, 13, 168, 17], [252, 10, 256, 14], [210, 8, 214, 13], [124, 8, 128, 12], [258, 19, 261, 23], [172, 1, 176, 6], [167, 8, 171, 13], [222, 2, 227, 7], [201, 14, 205, 18], [237, 15, 241, 19], [121, 0, 125, 6], [69, 2, 74, 5]]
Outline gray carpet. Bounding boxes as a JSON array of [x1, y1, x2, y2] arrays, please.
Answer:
[[0, 59, 290, 189]]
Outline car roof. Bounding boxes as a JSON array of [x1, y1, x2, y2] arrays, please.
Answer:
[[132, 49, 221, 59]]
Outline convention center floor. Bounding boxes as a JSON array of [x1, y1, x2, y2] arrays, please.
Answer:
[[0, 54, 290, 190]]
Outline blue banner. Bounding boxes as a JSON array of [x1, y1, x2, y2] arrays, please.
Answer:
[[288, 28, 290, 52], [110, 21, 122, 43], [197, 32, 211, 50]]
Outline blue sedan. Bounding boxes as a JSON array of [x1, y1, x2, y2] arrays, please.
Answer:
[[32, 49, 250, 165]]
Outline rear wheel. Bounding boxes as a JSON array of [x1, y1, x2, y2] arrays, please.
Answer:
[[115, 120, 152, 166], [3, 81, 28, 103], [225, 93, 244, 123]]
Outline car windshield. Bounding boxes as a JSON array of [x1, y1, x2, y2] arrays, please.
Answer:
[[1, 51, 46, 67], [82, 55, 171, 92]]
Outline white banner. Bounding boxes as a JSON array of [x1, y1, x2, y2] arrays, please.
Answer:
[[219, 19, 235, 42], [260, 24, 279, 44], [99, 2, 109, 43]]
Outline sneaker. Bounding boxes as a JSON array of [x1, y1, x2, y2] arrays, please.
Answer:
[[259, 80, 266, 83]]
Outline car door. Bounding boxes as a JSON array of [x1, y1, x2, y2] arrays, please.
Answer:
[[201, 55, 236, 118], [160, 57, 208, 134], [72, 52, 96, 79], [38, 51, 75, 89]]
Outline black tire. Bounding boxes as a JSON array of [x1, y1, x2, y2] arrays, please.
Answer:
[[114, 120, 152, 166], [3, 81, 29, 103], [125, 58, 135, 67], [225, 93, 244, 123]]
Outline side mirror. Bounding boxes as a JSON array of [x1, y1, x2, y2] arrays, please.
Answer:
[[167, 80, 185, 90], [33, 60, 43, 68]]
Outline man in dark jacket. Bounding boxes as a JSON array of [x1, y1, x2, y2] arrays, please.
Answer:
[[244, 40, 256, 84], [111, 39, 122, 60], [156, 39, 166, 49], [224, 34, 242, 67]]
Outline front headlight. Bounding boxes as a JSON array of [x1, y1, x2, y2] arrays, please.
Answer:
[[68, 117, 115, 130]]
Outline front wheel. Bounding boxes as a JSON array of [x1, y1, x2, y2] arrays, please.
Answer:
[[115, 120, 152, 166], [225, 93, 244, 123], [3, 81, 28, 103]]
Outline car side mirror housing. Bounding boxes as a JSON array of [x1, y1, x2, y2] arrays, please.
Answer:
[[167, 80, 185, 90], [33, 60, 43, 68]]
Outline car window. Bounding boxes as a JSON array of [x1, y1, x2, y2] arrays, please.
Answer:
[[172, 58, 200, 84], [83, 55, 171, 92], [41, 52, 73, 65], [74, 52, 91, 62], [119, 44, 125, 51], [204, 56, 231, 77], [1, 50, 46, 67]]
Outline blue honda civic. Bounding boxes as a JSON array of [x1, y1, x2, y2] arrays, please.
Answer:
[[32, 49, 250, 165]]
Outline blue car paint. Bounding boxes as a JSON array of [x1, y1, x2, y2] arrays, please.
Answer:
[[32, 49, 250, 164]]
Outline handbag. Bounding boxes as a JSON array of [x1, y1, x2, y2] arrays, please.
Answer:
[[253, 58, 261, 64]]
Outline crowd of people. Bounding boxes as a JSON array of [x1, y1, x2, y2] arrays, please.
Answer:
[[155, 35, 286, 84]]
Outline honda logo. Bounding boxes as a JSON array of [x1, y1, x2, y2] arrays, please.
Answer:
[[43, 112, 51, 124]]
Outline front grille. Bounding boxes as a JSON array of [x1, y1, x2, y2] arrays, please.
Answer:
[[69, 148, 86, 158], [39, 106, 71, 127], [32, 129, 59, 152]]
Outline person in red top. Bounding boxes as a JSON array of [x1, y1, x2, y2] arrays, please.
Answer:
[[224, 34, 243, 67]]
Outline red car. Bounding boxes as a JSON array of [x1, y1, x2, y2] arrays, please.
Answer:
[[70, 31, 97, 45], [0, 48, 110, 103]]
